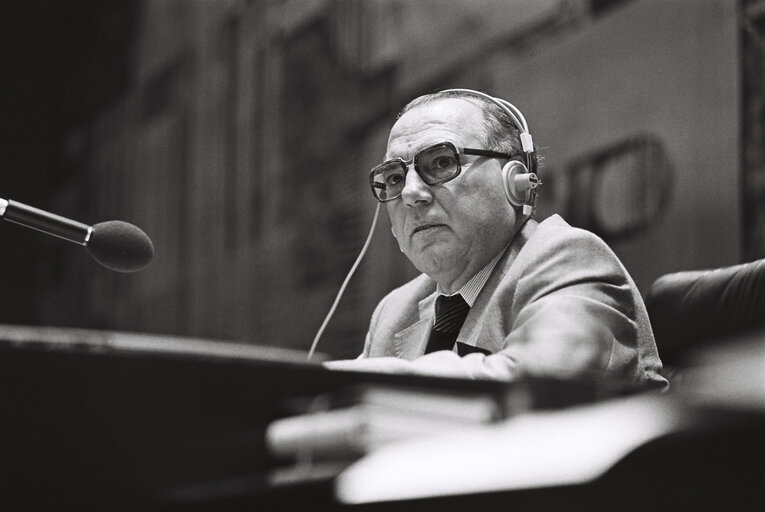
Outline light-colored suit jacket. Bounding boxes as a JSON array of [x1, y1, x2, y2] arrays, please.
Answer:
[[360, 215, 667, 388]]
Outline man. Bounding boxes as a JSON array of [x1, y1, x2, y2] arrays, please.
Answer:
[[326, 89, 667, 389]]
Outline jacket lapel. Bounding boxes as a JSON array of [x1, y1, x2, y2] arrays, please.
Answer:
[[457, 219, 538, 352], [394, 292, 437, 360]]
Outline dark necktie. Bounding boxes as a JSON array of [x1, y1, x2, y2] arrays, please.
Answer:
[[425, 294, 470, 354]]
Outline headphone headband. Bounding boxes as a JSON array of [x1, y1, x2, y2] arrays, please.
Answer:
[[440, 88, 539, 216], [440, 88, 533, 153]]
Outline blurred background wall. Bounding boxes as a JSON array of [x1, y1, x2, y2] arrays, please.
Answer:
[[0, 0, 762, 359]]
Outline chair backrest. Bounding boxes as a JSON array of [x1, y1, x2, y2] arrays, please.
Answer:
[[645, 258, 765, 367]]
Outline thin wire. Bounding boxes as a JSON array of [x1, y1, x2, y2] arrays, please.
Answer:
[[308, 202, 381, 360]]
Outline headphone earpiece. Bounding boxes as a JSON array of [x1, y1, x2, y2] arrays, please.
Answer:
[[501, 160, 539, 217]]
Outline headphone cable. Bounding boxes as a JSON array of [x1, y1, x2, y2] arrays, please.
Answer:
[[308, 202, 381, 360]]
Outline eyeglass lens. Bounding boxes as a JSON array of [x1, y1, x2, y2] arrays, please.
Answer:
[[370, 144, 461, 201]]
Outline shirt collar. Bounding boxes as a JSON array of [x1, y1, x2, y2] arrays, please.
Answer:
[[436, 244, 508, 307]]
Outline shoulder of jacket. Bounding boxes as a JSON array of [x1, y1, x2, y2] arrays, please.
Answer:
[[531, 214, 611, 252]]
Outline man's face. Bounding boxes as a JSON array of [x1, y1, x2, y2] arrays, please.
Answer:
[[385, 98, 518, 291]]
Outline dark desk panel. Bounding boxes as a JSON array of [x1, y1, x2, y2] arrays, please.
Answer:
[[0, 325, 517, 511]]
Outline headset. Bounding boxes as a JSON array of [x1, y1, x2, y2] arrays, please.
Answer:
[[441, 88, 539, 217], [308, 88, 539, 359]]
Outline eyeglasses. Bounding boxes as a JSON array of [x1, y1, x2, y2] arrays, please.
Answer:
[[369, 141, 518, 202]]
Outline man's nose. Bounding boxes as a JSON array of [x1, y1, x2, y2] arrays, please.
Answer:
[[401, 166, 433, 207]]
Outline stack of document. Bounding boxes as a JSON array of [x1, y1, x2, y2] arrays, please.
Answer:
[[265, 384, 506, 482]]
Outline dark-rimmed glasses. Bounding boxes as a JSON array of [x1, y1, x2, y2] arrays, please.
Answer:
[[369, 141, 518, 202]]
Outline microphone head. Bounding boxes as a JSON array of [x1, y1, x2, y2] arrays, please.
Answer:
[[87, 220, 154, 272]]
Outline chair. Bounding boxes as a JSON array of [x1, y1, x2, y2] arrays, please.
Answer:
[[645, 258, 765, 373]]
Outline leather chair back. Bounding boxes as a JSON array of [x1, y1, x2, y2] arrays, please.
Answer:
[[645, 259, 765, 367]]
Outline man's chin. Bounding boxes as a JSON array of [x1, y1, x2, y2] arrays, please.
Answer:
[[408, 249, 463, 279]]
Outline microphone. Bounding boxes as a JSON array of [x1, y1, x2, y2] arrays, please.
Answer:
[[0, 198, 154, 273]]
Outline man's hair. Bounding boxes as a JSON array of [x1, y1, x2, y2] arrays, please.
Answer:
[[398, 90, 538, 171]]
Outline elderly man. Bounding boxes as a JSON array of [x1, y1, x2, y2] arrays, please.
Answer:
[[326, 89, 666, 389]]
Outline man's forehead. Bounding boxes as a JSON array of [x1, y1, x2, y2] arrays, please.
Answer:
[[385, 98, 485, 158]]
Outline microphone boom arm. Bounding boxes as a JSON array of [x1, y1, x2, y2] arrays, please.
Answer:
[[0, 199, 93, 245]]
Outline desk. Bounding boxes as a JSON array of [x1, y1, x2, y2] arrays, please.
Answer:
[[2, 325, 763, 511]]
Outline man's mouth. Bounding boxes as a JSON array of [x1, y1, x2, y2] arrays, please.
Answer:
[[412, 224, 444, 235]]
